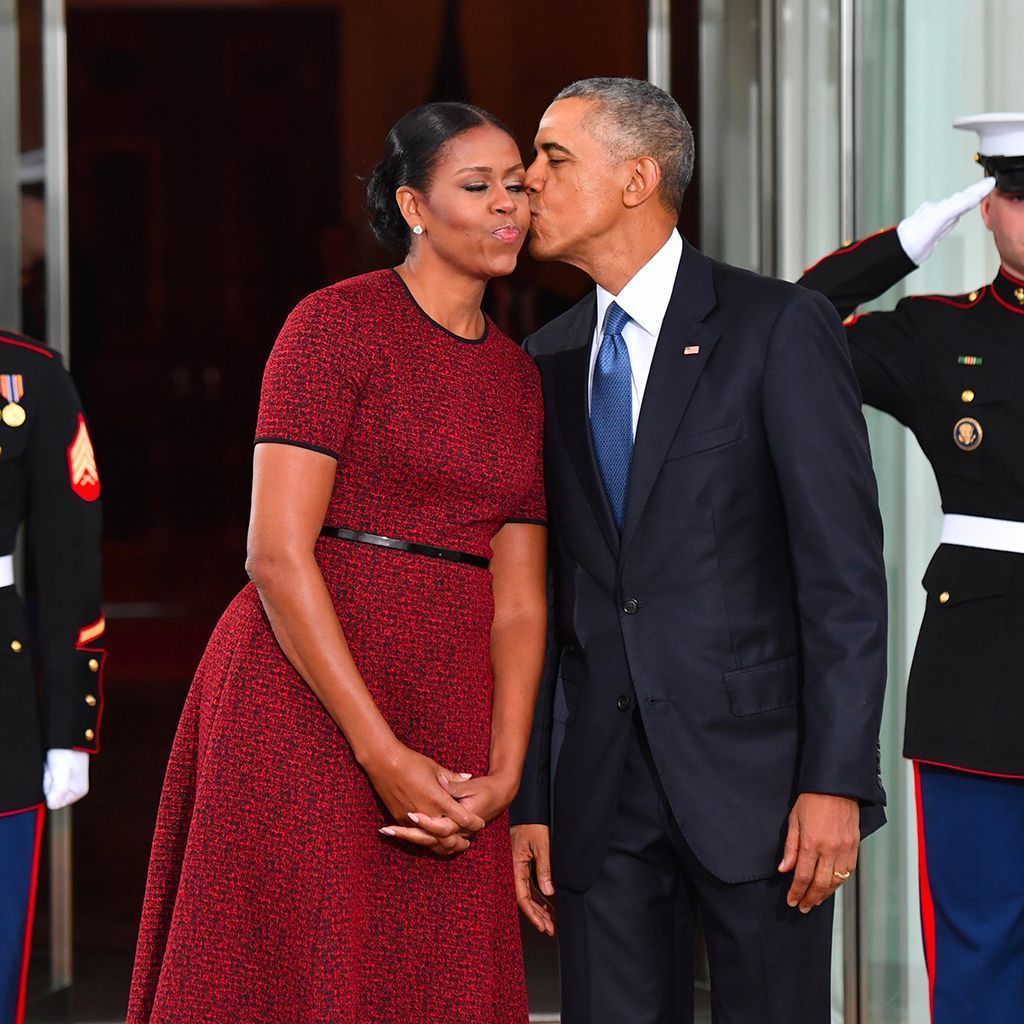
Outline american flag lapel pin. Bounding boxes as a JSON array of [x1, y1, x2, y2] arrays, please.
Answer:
[[684, 345, 700, 356]]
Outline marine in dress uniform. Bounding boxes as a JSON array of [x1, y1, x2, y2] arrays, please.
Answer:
[[799, 114, 1024, 1024], [0, 326, 104, 1024]]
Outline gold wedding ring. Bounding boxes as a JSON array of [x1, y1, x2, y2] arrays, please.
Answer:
[[833, 869, 851, 880]]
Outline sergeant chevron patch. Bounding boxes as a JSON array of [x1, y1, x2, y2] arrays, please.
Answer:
[[67, 414, 101, 501]]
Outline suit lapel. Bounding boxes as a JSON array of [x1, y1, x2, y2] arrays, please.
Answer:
[[620, 242, 720, 557], [552, 298, 621, 557]]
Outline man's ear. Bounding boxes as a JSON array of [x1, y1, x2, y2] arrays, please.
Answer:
[[979, 194, 994, 232], [396, 186, 424, 231], [623, 156, 662, 209]]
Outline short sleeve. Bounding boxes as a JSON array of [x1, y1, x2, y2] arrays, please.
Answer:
[[255, 289, 363, 459], [506, 371, 547, 526]]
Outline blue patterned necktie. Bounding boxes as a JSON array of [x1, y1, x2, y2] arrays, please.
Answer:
[[591, 301, 633, 528]]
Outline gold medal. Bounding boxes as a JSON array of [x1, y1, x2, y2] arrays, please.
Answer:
[[953, 416, 983, 452], [1, 402, 25, 428]]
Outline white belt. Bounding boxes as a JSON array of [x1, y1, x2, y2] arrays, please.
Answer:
[[0, 555, 12, 589], [940, 514, 1024, 555]]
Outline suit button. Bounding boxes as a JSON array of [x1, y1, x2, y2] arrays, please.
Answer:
[[939, 591, 950, 604], [85, 694, 97, 707], [84, 729, 95, 742], [10, 640, 22, 653], [961, 389, 975, 403], [622, 598, 639, 614], [88, 658, 100, 672], [616, 695, 632, 711]]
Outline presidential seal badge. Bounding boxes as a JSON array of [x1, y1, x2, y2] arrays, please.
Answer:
[[0, 374, 25, 428], [954, 416, 983, 452]]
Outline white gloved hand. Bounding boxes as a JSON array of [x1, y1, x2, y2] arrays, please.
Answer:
[[42, 748, 91, 810], [896, 177, 996, 265]]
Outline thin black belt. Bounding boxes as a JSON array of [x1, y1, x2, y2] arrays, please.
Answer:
[[319, 526, 490, 570]]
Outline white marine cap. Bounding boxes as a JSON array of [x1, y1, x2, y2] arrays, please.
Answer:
[[18, 148, 45, 187], [953, 113, 1024, 193], [954, 113, 1024, 156]]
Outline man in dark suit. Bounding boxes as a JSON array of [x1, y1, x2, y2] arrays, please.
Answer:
[[510, 78, 888, 1023]]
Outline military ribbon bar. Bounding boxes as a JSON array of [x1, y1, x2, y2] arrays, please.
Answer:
[[0, 373, 24, 403], [957, 355, 984, 366]]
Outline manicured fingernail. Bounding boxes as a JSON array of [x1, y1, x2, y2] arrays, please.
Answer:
[[787, 898, 797, 907], [800, 906, 810, 914], [460, 773, 473, 780], [542, 882, 554, 895], [379, 827, 396, 836], [407, 812, 420, 824], [777, 860, 785, 871]]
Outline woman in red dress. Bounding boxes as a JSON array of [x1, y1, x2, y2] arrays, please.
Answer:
[[127, 103, 547, 1024]]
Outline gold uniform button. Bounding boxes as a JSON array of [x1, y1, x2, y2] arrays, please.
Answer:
[[84, 729, 95, 742], [961, 389, 975, 403], [10, 640, 22, 653], [88, 657, 100, 672], [968, 291, 979, 302], [939, 591, 951, 604], [85, 694, 97, 707]]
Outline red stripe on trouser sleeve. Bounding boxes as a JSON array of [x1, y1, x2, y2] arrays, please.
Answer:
[[914, 762, 937, 1021], [14, 806, 45, 1024]]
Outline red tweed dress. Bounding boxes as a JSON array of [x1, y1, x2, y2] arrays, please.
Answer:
[[126, 269, 546, 1024]]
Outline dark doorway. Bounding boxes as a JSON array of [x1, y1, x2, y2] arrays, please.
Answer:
[[59, 9, 341, 1020], [68, 7, 341, 606]]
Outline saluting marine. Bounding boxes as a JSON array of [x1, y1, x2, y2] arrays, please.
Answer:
[[799, 114, 1024, 1024], [0, 325, 104, 1024]]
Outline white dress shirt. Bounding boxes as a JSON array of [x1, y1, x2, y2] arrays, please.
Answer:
[[588, 229, 683, 437]]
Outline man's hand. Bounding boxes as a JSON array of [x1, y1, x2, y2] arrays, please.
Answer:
[[778, 793, 860, 913], [511, 824, 556, 936], [43, 749, 90, 810], [896, 177, 996, 265]]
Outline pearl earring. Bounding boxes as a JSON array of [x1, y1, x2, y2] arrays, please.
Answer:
[[412, 225, 424, 236]]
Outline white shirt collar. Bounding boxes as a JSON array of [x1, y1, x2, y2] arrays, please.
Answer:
[[595, 229, 682, 340]]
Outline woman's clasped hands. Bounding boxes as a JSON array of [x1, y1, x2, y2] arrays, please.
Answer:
[[365, 741, 515, 856]]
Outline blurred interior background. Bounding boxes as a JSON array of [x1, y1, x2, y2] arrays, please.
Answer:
[[1, 1, 1021, 1022]]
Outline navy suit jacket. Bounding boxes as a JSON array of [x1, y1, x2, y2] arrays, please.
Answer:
[[510, 241, 888, 889]]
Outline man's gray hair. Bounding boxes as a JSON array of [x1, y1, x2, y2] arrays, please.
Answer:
[[554, 77, 694, 215]]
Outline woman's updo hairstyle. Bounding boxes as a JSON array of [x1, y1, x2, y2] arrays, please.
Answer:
[[366, 102, 515, 255]]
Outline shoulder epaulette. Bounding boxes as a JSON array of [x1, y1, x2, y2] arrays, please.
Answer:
[[0, 328, 57, 359], [908, 287, 986, 310]]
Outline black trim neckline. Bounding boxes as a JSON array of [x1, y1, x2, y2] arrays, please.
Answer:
[[389, 268, 489, 344]]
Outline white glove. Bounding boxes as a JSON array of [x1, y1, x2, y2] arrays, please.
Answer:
[[43, 748, 90, 810], [896, 177, 996, 265]]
